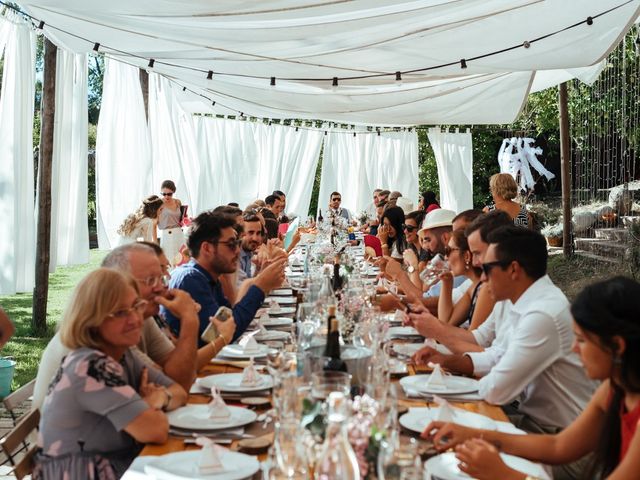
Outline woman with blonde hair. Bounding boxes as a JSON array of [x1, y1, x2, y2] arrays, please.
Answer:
[[117, 195, 164, 244], [34, 268, 187, 480], [483, 173, 531, 228]]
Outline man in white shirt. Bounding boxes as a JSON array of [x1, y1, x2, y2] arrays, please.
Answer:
[[328, 191, 352, 221]]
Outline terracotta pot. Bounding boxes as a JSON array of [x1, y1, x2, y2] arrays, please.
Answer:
[[546, 235, 563, 247]]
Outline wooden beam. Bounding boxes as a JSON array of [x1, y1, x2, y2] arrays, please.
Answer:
[[558, 82, 572, 257], [139, 69, 149, 121], [32, 38, 57, 334]]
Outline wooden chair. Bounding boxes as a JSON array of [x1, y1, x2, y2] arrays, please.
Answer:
[[0, 409, 39, 479], [2, 379, 36, 424]]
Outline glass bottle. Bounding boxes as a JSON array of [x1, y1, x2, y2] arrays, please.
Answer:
[[314, 392, 360, 480], [323, 309, 347, 373]]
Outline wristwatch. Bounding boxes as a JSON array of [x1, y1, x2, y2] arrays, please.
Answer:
[[406, 265, 415, 273], [161, 387, 173, 411]]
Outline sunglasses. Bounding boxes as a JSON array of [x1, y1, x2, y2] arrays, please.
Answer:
[[481, 259, 512, 276], [213, 238, 242, 250], [444, 246, 460, 257], [402, 224, 418, 232], [331, 198, 342, 202], [161, 192, 174, 197]]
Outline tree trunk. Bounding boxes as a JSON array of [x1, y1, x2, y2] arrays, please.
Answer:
[[32, 38, 57, 334], [558, 82, 572, 257]]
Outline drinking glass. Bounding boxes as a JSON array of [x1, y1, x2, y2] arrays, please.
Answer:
[[273, 419, 308, 478], [419, 254, 449, 286], [311, 371, 352, 400], [378, 437, 422, 480]]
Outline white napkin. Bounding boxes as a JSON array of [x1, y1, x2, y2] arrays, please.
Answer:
[[207, 387, 231, 422], [240, 357, 262, 386], [268, 299, 281, 312], [433, 395, 455, 422], [195, 437, 226, 474], [393, 309, 407, 324], [426, 362, 447, 389], [242, 336, 260, 354]]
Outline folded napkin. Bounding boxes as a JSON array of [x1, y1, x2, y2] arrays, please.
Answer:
[[240, 357, 263, 387], [208, 387, 231, 422], [240, 335, 261, 355], [433, 395, 455, 422], [195, 437, 226, 474], [426, 362, 447, 389]]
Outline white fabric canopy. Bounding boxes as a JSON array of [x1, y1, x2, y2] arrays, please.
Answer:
[[20, 0, 640, 125], [428, 127, 473, 213], [96, 58, 153, 250], [49, 48, 89, 269], [0, 14, 36, 295], [319, 129, 419, 216]]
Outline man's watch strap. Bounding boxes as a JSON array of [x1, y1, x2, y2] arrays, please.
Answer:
[[161, 387, 172, 411]]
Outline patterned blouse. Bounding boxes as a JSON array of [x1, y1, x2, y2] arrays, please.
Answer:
[[487, 203, 529, 228], [34, 348, 172, 480]]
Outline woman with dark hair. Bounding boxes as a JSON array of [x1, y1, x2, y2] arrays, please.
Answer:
[[117, 195, 164, 245], [158, 180, 185, 267], [377, 206, 406, 260], [423, 276, 640, 479], [400, 210, 428, 281], [418, 190, 440, 213]]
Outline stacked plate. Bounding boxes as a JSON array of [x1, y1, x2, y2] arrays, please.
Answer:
[[167, 404, 257, 432], [144, 449, 261, 480], [399, 407, 496, 434], [196, 373, 274, 393], [399, 374, 479, 396], [218, 344, 276, 359], [425, 452, 550, 480]]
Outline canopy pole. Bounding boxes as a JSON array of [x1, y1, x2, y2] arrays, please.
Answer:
[[32, 38, 57, 334], [558, 82, 572, 257], [139, 69, 149, 121]]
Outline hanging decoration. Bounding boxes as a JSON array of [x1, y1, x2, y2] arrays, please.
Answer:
[[497, 137, 555, 192]]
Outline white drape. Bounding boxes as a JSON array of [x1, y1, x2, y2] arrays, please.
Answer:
[[49, 48, 89, 269], [0, 14, 36, 295], [428, 128, 474, 213], [96, 58, 152, 250], [318, 130, 419, 217]]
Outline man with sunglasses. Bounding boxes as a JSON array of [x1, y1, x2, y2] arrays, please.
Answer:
[[328, 191, 352, 221], [33, 243, 202, 408], [163, 211, 285, 346]]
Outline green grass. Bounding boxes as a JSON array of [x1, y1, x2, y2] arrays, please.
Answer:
[[0, 250, 107, 389]]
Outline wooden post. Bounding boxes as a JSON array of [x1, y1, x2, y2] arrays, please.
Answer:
[[32, 38, 57, 334], [558, 82, 572, 257], [139, 69, 149, 121]]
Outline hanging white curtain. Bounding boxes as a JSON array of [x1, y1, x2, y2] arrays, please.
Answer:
[[0, 14, 36, 295], [149, 74, 200, 213], [318, 129, 419, 217], [255, 124, 322, 218], [96, 57, 152, 250], [191, 116, 322, 217], [49, 48, 89, 269], [428, 128, 474, 213]]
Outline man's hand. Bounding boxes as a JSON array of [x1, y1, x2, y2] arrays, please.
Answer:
[[409, 311, 442, 337], [403, 249, 419, 270], [253, 258, 287, 294], [411, 345, 446, 366], [385, 258, 403, 280], [154, 289, 199, 322]]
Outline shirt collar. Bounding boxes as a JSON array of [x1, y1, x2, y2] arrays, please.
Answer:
[[511, 274, 554, 314], [190, 258, 216, 285]]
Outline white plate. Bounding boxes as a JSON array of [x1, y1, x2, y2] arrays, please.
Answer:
[[285, 271, 304, 278], [271, 288, 293, 296], [196, 373, 274, 393], [219, 344, 275, 359], [400, 374, 479, 395], [260, 317, 293, 328], [167, 405, 257, 431], [254, 330, 290, 341], [425, 452, 550, 480], [144, 449, 260, 480], [265, 296, 297, 305], [267, 306, 296, 315], [399, 407, 496, 433], [387, 326, 421, 338], [393, 342, 452, 357]]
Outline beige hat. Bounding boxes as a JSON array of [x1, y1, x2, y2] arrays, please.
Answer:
[[420, 208, 456, 232], [395, 197, 414, 214]]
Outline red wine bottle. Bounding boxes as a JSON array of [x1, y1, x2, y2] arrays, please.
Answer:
[[324, 308, 347, 373]]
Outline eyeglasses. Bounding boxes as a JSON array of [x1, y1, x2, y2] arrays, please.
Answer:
[[481, 260, 512, 276], [212, 238, 242, 250], [331, 198, 342, 202], [444, 246, 460, 257], [161, 192, 174, 197], [107, 299, 148, 320], [402, 224, 418, 232], [135, 274, 170, 288]]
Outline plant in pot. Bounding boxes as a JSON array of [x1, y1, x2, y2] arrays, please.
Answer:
[[542, 223, 563, 247]]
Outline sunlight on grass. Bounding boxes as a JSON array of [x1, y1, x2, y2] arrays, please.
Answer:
[[0, 250, 107, 389]]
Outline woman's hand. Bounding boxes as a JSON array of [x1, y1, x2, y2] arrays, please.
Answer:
[[377, 225, 389, 243], [455, 439, 525, 480], [139, 367, 168, 410], [439, 270, 454, 285], [420, 420, 478, 451], [403, 249, 419, 270], [212, 315, 236, 345]]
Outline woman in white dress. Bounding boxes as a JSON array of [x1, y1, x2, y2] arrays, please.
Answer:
[[117, 195, 163, 245], [158, 180, 185, 267]]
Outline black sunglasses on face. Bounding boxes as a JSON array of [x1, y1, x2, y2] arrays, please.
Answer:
[[481, 259, 512, 276], [331, 198, 341, 202], [402, 224, 418, 232], [161, 192, 174, 197], [209, 238, 241, 250]]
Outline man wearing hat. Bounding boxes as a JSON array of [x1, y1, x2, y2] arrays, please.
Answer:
[[420, 209, 468, 296]]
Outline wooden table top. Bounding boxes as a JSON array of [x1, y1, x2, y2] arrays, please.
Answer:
[[139, 361, 508, 460]]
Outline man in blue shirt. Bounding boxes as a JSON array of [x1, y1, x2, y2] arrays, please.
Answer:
[[237, 213, 264, 283], [163, 211, 285, 346]]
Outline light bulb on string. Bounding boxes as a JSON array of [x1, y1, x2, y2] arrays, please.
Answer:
[[395, 71, 402, 86], [270, 77, 276, 87], [332, 77, 338, 92], [207, 70, 213, 80]]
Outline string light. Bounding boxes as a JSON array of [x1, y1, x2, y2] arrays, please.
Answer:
[[92, 42, 100, 52], [207, 70, 213, 80], [332, 77, 338, 91], [37, 20, 44, 29], [523, 41, 531, 49], [395, 71, 402, 85], [270, 77, 276, 86], [148, 58, 155, 68], [460, 59, 467, 69], [586, 16, 594, 25]]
